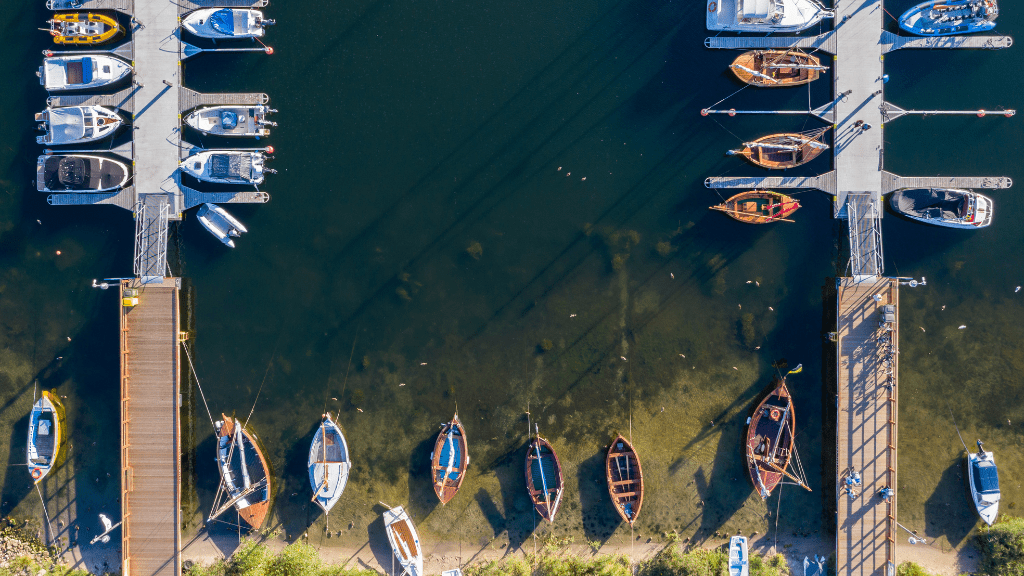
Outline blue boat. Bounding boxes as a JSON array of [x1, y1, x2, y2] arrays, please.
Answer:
[[525, 425, 563, 522], [899, 0, 998, 37], [430, 413, 469, 505]]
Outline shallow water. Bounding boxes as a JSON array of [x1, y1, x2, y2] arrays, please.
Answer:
[[0, 0, 1022, 563]]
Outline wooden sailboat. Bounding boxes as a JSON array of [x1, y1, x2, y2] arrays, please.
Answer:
[[213, 414, 272, 529], [605, 435, 643, 526], [710, 191, 801, 224], [729, 128, 830, 170], [431, 412, 469, 505], [48, 13, 122, 45], [382, 503, 423, 576], [27, 391, 63, 484], [730, 50, 826, 87], [308, 413, 351, 514], [525, 425, 564, 522], [744, 377, 809, 499]]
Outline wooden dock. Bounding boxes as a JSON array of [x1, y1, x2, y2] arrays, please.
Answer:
[[835, 278, 898, 576], [120, 278, 181, 576]]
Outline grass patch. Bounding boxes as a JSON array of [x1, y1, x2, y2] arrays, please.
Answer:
[[184, 541, 379, 576]]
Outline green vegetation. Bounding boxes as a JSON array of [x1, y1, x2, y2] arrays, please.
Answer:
[[466, 241, 483, 260], [638, 545, 788, 576], [978, 515, 1024, 576], [184, 542, 379, 576], [894, 562, 941, 576], [0, 557, 92, 576]]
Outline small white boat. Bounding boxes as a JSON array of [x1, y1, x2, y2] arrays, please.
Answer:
[[899, 0, 998, 37], [308, 413, 351, 514], [890, 188, 993, 229], [38, 54, 131, 92], [707, 0, 834, 32], [184, 105, 277, 138], [37, 154, 129, 193], [729, 536, 749, 576], [382, 504, 423, 576], [803, 555, 826, 576], [180, 150, 274, 185], [197, 203, 248, 248], [968, 440, 999, 526], [181, 8, 274, 39], [27, 391, 63, 484], [35, 105, 122, 145]]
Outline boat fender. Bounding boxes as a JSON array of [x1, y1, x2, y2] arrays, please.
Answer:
[[708, 1, 716, 12], [31, 468, 42, 480], [769, 409, 781, 421]]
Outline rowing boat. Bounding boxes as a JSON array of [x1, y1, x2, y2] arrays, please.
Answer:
[[710, 191, 800, 224], [308, 413, 351, 514], [431, 412, 469, 505], [606, 435, 643, 526], [525, 425, 563, 522]]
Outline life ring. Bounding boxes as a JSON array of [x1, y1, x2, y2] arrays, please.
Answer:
[[31, 468, 42, 480], [769, 409, 781, 421], [708, 1, 717, 12]]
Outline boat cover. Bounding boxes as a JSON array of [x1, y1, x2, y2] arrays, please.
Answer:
[[210, 154, 252, 180], [895, 189, 965, 220], [47, 108, 87, 142], [221, 111, 238, 129], [436, 432, 463, 481], [44, 156, 125, 190], [743, 0, 771, 18], [973, 459, 999, 494], [210, 9, 236, 34]]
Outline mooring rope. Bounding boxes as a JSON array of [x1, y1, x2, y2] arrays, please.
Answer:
[[182, 342, 216, 430]]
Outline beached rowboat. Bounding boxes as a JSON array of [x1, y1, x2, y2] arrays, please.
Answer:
[[967, 440, 1000, 526], [745, 378, 796, 499], [710, 191, 800, 224], [382, 504, 423, 576], [526, 425, 564, 522], [431, 413, 469, 505], [308, 413, 351, 514], [606, 435, 643, 526]]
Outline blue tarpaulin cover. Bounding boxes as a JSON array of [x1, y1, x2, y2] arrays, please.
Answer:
[[210, 9, 235, 34], [81, 58, 93, 83], [220, 111, 238, 129], [973, 459, 1000, 494]]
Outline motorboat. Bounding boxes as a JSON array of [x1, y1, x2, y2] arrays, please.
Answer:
[[184, 105, 277, 138], [181, 8, 274, 39], [180, 150, 274, 185], [728, 128, 830, 170], [710, 191, 801, 224], [36, 154, 129, 193], [48, 12, 122, 45], [308, 413, 351, 514], [729, 536, 749, 576], [27, 391, 63, 484], [707, 0, 834, 32], [431, 412, 469, 505], [899, 0, 998, 36], [967, 440, 999, 526], [38, 55, 131, 92], [35, 106, 122, 145], [730, 50, 827, 87], [606, 435, 643, 526], [382, 504, 423, 576], [214, 414, 272, 529], [197, 203, 248, 248], [525, 424, 564, 522], [890, 188, 992, 229]]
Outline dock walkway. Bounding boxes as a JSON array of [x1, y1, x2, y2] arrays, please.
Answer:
[[120, 279, 181, 576]]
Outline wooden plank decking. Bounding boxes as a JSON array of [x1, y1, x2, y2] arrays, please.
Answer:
[[836, 278, 898, 576], [121, 279, 181, 576]]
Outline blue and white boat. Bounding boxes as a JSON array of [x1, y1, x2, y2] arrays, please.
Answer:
[[308, 413, 351, 514], [382, 504, 423, 576], [27, 392, 63, 484], [729, 536, 749, 576], [899, 0, 998, 36], [431, 413, 469, 505], [182, 8, 274, 39], [968, 440, 999, 526]]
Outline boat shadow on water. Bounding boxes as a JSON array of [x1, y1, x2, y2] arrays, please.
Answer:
[[366, 504, 402, 576], [922, 457, 978, 548], [576, 447, 622, 544]]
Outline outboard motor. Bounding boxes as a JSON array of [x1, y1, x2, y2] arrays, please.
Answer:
[[977, 440, 986, 458], [267, 108, 278, 114], [263, 18, 276, 26]]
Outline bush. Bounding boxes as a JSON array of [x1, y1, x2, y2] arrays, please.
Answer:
[[186, 541, 380, 576], [978, 515, 1024, 576], [0, 557, 92, 576], [895, 562, 939, 576]]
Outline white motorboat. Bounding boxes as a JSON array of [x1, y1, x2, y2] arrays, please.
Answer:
[[890, 188, 992, 229], [36, 106, 122, 145], [382, 504, 423, 576], [899, 0, 998, 37], [184, 105, 277, 138], [707, 0, 834, 32], [308, 413, 351, 514], [197, 203, 248, 248], [180, 150, 274, 185], [37, 154, 129, 193], [27, 391, 63, 485], [181, 8, 274, 39], [729, 536, 749, 576], [38, 55, 131, 91], [968, 440, 999, 526]]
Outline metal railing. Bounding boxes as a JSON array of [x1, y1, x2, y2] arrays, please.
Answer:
[[133, 199, 169, 283]]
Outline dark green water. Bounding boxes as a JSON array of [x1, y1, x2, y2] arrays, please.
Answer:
[[0, 0, 1022, 562]]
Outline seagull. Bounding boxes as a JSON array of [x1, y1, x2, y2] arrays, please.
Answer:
[[941, 306, 946, 311], [670, 273, 675, 279], [958, 325, 967, 330], [768, 307, 774, 311], [754, 346, 761, 350], [357, 408, 363, 412], [920, 327, 925, 332], [399, 383, 405, 386], [569, 313, 576, 318], [331, 397, 337, 401], [1017, 286, 1021, 293], [738, 304, 742, 309], [98, 514, 113, 544], [746, 281, 753, 284], [732, 367, 738, 370], [621, 356, 627, 361], [679, 354, 685, 358], [420, 362, 428, 366]]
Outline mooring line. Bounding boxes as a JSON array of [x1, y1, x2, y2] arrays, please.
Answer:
[[182, 342, 216, 430]]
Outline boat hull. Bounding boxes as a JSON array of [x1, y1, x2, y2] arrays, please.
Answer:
[[27, 392, 63, 484], [309, 414, 351, 513], [50, 12, 122, 45], [737, 132, 827, 169], [180, 151, 266, 185], [707, 0, 832, 32], [526, 436, 564, 522], [37, 154, 129, 193], [431, 414, 469, 504], [890, 188, 992, 229], [730, 50, 822, 87], [745, 379, 795, 499], [729, 535, 749, 576], [39, 55, 132, 92], [197, 203, 248, 247], [383, 506, 423, 576], [184, 105, 273, 138], [967, 450, 999, 526], [182, 8, 266, 39], [36, 105, 122, 145], [606, 435, 643, 526], [215, 415, 272, 529], [710, 191, 800, 224], [899, 0, 998, 36]]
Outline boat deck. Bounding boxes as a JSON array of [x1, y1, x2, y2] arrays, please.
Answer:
[[836, 278, 898, 576], [120, 278, 181, 576]]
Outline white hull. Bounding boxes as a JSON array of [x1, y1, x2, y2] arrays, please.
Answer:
[[383, 506, 423, 576], [27, 394, 60, 484], [39, 55, 131, 92], [968, 449, 999, 526], [197, 203, 248, 247], [900, 0, 998, 37], [728, 536, 749, 576], [180, 150, 268, 185], [707, 0, 833, 32], [37, 154, 130, 193], [36, 106, 122, 145], [184, 105, 274, 137], [182, 8, 269, 39], [891, 189, 992, 229], [308, 414, 351, 513]]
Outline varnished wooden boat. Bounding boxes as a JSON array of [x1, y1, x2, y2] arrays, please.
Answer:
[[49, 12, 122, 45], [525, 426, 563, 522], [431, 412, 469, 505], [710, 191, 801, 224], [729, 129, 830, 170], [382, 504, 423, 576], [215, 414, 272, 529], [745, 378, 795, 499], [606, 435, 643, 526], [730, 50, 825, 87]]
